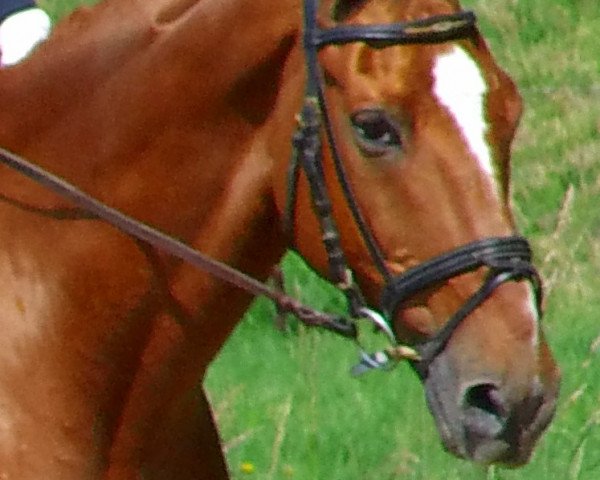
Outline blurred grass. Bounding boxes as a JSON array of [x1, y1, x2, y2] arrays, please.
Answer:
[[31, 0, 600, 478], [38, 0, 98, 20]]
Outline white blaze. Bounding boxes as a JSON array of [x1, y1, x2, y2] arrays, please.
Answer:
[[527, 287, 540, 348], [433, 47, 540, 344], [432, 46, 494, 179]]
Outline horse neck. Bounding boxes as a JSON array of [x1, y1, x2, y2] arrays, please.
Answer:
[[8, 0, 309, 347], [0, 1, 305, 472]]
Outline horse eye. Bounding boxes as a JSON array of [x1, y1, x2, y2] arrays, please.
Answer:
[[351, 109, 403, 157]]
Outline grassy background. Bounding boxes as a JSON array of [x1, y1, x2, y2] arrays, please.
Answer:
[[33, 0, 600, 478]]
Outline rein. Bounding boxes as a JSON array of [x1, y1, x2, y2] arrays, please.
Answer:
[[0, 146, 356, 338]]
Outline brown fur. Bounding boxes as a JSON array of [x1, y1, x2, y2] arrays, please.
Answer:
[[0, 0, 558, 477]]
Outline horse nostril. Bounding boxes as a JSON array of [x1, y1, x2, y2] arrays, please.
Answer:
[[464, 383, 507, 418], [462, 383, 509, 439]]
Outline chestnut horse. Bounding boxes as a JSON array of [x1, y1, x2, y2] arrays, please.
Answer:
[[0, 0, 560, 478]]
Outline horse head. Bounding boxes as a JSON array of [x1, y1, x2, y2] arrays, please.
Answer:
[[274, 0, 560, 466], [0, 0, 560, 474]]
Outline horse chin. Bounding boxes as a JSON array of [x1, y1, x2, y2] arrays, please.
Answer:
[[421, 352, 558, 467]]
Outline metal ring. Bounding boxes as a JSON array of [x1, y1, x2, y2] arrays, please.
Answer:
[[358, 307, 397, 344]]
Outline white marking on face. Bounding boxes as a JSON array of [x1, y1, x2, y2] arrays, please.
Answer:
[[527, 286, 540, 348], [432, 46, 496, 183], [433, 49, 541, 344]]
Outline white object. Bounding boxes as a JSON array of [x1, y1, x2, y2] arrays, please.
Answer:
[[433, 46, 494, 181], [0, 8, 51, 66]]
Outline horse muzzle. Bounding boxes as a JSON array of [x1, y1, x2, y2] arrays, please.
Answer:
[[374, 235, 559, 465], [423, 349, 560, 466]]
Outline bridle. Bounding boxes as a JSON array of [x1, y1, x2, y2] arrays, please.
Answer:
[[285, 0, 544, 376], [0, 0, 542, 378]]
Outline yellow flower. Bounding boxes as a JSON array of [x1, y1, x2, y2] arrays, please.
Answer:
[[240, 462, 255, 475]]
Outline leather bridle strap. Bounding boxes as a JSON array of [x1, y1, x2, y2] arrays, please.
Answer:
[[380, 236, 543, 374], [314, 11, 477, 47], [292, 94, 373, 318], [380, 236, 542, 316], [300, 0, 389, 280], [0, 146, 357, 338], [414, 268, 540, 376]]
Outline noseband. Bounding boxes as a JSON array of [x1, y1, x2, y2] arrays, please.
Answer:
[[287, 0, 543, 375]]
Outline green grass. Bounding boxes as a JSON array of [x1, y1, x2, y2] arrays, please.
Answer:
[[38, 0, 98, 20], [31, 0, 600, 478]]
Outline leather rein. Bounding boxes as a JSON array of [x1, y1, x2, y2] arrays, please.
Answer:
[[0, 0, 543, 377]]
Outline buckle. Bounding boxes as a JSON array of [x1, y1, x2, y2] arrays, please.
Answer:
[[350, 307, 420, 376]]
